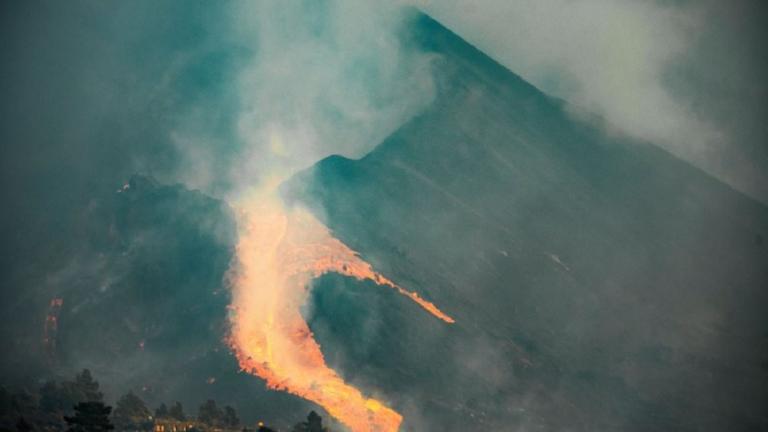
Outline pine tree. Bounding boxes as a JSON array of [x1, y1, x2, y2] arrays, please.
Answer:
[[39, 381, 66, 414], [306, 411, 324, 432], [154, 403, 169, 420], [112, 392, 151, 431], [64, 402, 113, 432], [168, 402, 185, 421], [290, 411, 327, 432], [222, 406, 239, 429], [196, 400, 222, 427], [8, 391, 38, 430], [37, 380, 72, 428], [74, 370, 103, 403]]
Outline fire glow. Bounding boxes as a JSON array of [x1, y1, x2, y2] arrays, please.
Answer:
[[227, 190, 454, 432]]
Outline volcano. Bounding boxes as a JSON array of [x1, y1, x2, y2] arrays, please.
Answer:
[[280, 12, 768, 432], [3, 9, 767, 432]]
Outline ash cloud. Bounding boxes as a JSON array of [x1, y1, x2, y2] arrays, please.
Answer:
[[419, 0, 768, 202], [171, 0, 436, 196]]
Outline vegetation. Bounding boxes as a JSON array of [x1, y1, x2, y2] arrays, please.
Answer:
[[168, 402, 185, 421], [289, 411, 327, 432], [112, 392, 151, 431], [64, 402, 114, 432], [1, 369, 334, 432]]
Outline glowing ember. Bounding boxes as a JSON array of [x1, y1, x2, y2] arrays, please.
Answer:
[[43, 297, 63, 364], [227, 191, 454, 432]]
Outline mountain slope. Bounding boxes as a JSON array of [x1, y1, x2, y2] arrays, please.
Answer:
[[284, 12, 768, 431], [0, 175, 314, 428]]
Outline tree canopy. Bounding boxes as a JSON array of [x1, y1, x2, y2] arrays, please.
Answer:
[[64, 402, 114, 432], [196, 400, 221, 427], [112, 392, 151, 431], [291, 411, 327, 432], [222, 406, 239, 429], [168, 402, 185, 421], [154, 403, 168, 420]]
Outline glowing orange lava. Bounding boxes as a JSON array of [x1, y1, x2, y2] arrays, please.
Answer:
[[227, 191, 454, 432]]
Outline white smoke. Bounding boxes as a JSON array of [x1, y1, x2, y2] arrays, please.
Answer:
[[418, 0, 766, 201], [227, 0, 435, 193]]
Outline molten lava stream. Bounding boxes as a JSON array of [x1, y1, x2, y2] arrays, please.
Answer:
[[227, 192, 454, 432]]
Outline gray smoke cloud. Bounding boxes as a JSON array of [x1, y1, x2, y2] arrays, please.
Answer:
[[171, 0, 436, 196], [418, 0, 768, 202], [164, 1, 768, 203]]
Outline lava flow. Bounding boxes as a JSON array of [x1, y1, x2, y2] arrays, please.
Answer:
[[227, 191, 454, 432]]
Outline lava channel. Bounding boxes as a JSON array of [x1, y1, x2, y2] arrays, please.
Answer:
[[227, 191, 454, 432]]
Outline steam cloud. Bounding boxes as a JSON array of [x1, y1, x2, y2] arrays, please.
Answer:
[[419, 0, 768, 202], [172, 0, 435, 194], [168, 0, 768, 202]]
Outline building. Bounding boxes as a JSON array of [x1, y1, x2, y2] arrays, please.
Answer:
[[153, 419, 199, 432]]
